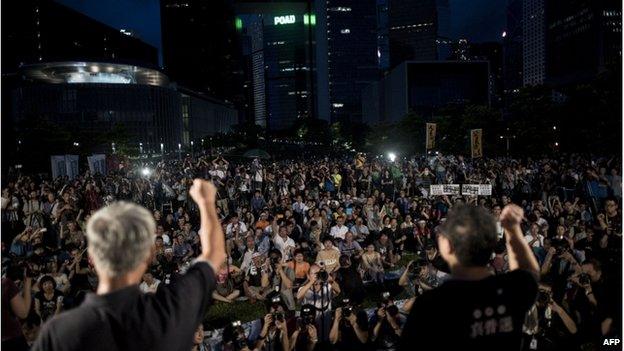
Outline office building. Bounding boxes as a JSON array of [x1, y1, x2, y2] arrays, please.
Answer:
[[2, 0, 158, 72], [388, 0, 450, 68], [326, 0, 379, 123], [160, 0, 245, 106], [362, 61, 490, 124], [12, 62, 237, 155], [546, 0, 622, 85], [523, 0, 545, 86], [503, 0, 523, 93]]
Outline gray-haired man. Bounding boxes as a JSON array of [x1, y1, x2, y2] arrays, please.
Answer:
[[33, 180, 225, 351]]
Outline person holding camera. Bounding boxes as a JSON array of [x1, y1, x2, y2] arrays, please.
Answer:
[[522, 283, 577, 350], [255, 296, 291, 351], [399, 204, 540, 350], [568, 259, 618, 348], [329, 304, 369, 350], [371, 302, 404, 351], [289, 305, 319, 351], [263, 249, 296, 311], [223, 321, 254, 351]]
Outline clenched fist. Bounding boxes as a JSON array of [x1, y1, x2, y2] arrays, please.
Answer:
[[500, 204, 524, 231], [189, 179, 217, 205]]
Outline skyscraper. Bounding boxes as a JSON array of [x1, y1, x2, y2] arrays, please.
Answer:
[[387, 0, 450, 68], [546, 0, 622, 85], [523, 0, 545, 86], [160, 0, 244, 106], [325, 0, 379, 123], [262, 13, 316, 130], [503, 0, 523, 93]]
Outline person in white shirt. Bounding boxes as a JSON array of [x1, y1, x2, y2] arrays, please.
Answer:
[[139, 272, 161, 294], [226, 215, 248, 238], [329, 216, 348, 241], [524, 223, 545, 249], [273, 226, 296, 262]]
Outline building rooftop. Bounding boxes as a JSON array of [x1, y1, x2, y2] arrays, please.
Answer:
[[19, 61, 169, 87]]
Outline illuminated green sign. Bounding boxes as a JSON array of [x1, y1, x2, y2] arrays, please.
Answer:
[[235, 17, 243, 30], [274, 15, 296, 25], [303, 13, 316, 26]]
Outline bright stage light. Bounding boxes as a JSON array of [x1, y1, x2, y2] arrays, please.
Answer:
[[388, 152, 397, 162]]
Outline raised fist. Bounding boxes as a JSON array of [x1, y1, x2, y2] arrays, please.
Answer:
[[500, 204, 524, 230], [189, 179, 216, 205]]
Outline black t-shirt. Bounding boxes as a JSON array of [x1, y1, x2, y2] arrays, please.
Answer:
[[34, 290, 63, 322], [399, 270, 538, 351], [32, 261, 216, 351]]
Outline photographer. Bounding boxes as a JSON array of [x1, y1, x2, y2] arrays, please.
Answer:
[[371, 303, 405, 351], [399, 204, 540, 350], [262, 249, 296, 311], [522, 283, 577, 350], [568, 259, 618, 347], [255, 299, 290, 351], [289, 305, 319, 351], [335, 255, 365, 305], [2, 268, 33, 351], [329, 303, 369, 350], [223, 321, 254, 351]]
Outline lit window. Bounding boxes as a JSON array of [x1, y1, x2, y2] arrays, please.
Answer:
[[332, 103, 344, 108]]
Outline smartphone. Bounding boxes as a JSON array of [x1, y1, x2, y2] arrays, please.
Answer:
[[346, 207, 353, 216]]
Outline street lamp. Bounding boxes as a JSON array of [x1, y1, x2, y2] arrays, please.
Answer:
[[73, 142, 79, 147], [112, 142, 116, 154], [160, 143, 164, 154], [139, 142, 143, 154]]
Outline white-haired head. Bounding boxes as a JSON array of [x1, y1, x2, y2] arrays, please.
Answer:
[[86, 202, 155, 278]]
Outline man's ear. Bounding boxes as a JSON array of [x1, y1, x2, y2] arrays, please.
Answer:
[[437, 234, 453, 258]]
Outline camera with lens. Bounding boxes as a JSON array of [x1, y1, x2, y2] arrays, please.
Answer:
[[537, 290, 552, 305], [578, 273, 591, 286], [341, 298, 353, 317], [300, 304, 316, 326], [552, 239, 569, 256], [272, 311, 285, 323], [223, 320, 248, 351], [408, 258, 427, 275], [316, 269, 328, 283], [378, 291, 391, 308], [270, 255, 281, 266]]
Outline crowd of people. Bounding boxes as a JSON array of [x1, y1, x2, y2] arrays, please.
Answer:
[[2, 151, 621, 350]]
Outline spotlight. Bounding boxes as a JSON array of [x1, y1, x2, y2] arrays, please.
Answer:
[[141, 168, 151, 176], [387, 152, 397, 162]]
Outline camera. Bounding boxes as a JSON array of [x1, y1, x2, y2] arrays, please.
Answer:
[[578, 273, 591, 286], [270, 255, 281, 266], [316, 269, 328, 283], [537, 290, 551, 305], [551, 239, 569, 256], [272, 311, 285, 323], [223, 320, 247, 351], [300, 304, 316, 326], [341, 298, 353, 317], [378, 291, 391, 308]]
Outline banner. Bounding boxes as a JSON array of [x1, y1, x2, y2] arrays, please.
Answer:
[[430, 184, 460, 196], [471, 129, 483, 158], [461, 184, 492, 196], [50, 155, 79, 179], [87, 154, 107, 175], [426, 123, 436, 150]]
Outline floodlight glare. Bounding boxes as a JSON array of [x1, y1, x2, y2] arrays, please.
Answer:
[[388, 152, 397, 162], [141, 168, 151, 176]]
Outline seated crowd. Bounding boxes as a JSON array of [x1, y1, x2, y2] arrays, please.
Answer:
[[1, 152, 621, 351]]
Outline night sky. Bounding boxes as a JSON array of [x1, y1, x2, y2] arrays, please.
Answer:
[[57, 0, 507, 60]]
